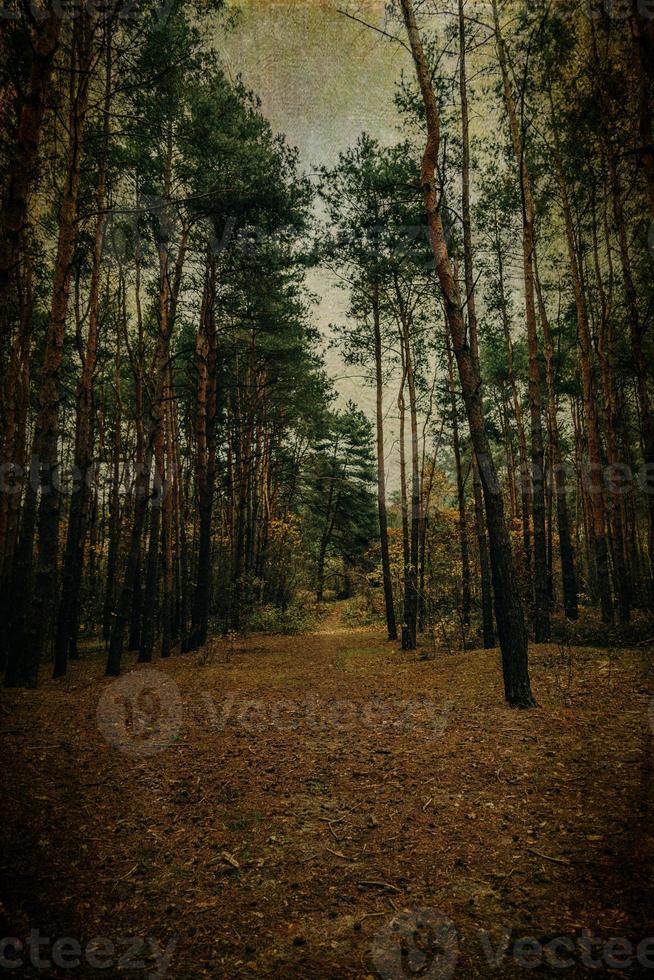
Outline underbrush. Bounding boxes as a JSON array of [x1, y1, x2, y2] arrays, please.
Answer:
[[245, 592, 322, 635], [550, 607, 654, 649], [340, 592, 385, 628]]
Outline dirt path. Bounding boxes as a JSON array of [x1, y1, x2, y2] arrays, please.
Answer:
[[2, 622, 653, 978]]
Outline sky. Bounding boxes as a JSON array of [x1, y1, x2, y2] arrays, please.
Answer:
[[218, 0, 412, 480]]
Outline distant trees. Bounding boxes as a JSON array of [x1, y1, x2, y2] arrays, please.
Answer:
[[309, 403, 377, 602], [319, 137, 439, 649], [0, 0, 366, 686]]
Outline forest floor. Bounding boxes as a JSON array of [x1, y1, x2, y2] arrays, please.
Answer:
[[2, 603, 654, 978]]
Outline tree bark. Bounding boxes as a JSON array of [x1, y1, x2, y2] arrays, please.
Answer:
[[400, 0, 534, 707], [54, 31, 111, 676], [395, 279, 419, 651], [492, 0, 549, 642], [549, 99, 613, 623], [0, 13, 61, 334], [187, 255, 218, 651], [608, 151, 654, 602], [533, 249, 579, 620], [6, 15, 95, 687], [447, 332, 471, 628], [372, 282, 397, 641], [457, 0, 495, 649]]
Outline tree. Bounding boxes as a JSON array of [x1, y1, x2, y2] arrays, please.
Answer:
[[397, 0, 536, 708], [309, 403, 377, 601]]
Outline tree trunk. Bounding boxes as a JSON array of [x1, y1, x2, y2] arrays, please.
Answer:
[[492, 0, 549, 642], [54, 33, 111, 676], [395, 280, 419, 651], [496, 241, 532, 581], [0, 13, 61, 334], [400, 0, 534, 707], [456, 2, 494, 648], [630, 2, 654, 219], [590, 179, 631, 622], [0, 240, 34, 671], [608, 151, 654, 601], [397, 350, 411, 647], [447, 333, 471, 628], [533, 249, 579, 620], [549, 94, 613, 623], [372, 282, 397, 641], [103, 339, 122, 645], [7, 16, 95, 687], [187, 255, 218, 651], [106, 230, 169, 673]]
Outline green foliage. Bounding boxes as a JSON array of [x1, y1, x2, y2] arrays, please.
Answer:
[[245, 592, 320, 636]]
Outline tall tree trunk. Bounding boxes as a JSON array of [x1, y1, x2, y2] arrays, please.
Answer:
[[106, 229, 169, 674], [498, 385, 519, 523], [54, 31, 111, 676], [549, 94, 613, 623], [372, 282, 397, 641], [103, 332, 122, 645], [590, 179, 631, 622], [630, 2, 654, 219], [0, 13, 61, 338], [397, 349, 411, 644], [608, 151, 654, 601], [496, 238, 532, 580], [492, 0, 550, 642], [533, 249, 579, 620], [187, 255, 218, 651], [497, 249, 533, 580], [456, 2, 494, 648], [447, 332, 471, 628], [395, 280, 419, 651], [6, 16, 95, 687], [0, 240, 34, 670], [160, 365, 176, 658], [139, 424, 164, 663], [138, 229, 172, 663], [400, 0, 534, 707]]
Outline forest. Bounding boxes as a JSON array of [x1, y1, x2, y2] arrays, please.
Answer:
[[1, 0, 654, 976]]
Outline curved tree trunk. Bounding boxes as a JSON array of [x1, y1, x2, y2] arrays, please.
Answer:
[[400, 0, 534, 707]]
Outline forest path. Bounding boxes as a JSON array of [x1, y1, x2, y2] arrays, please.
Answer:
[[314, 598, 359, 635], [2, 629, 653, 977]]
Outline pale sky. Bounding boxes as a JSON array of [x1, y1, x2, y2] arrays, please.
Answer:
[[219, 0, 412, 482]]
